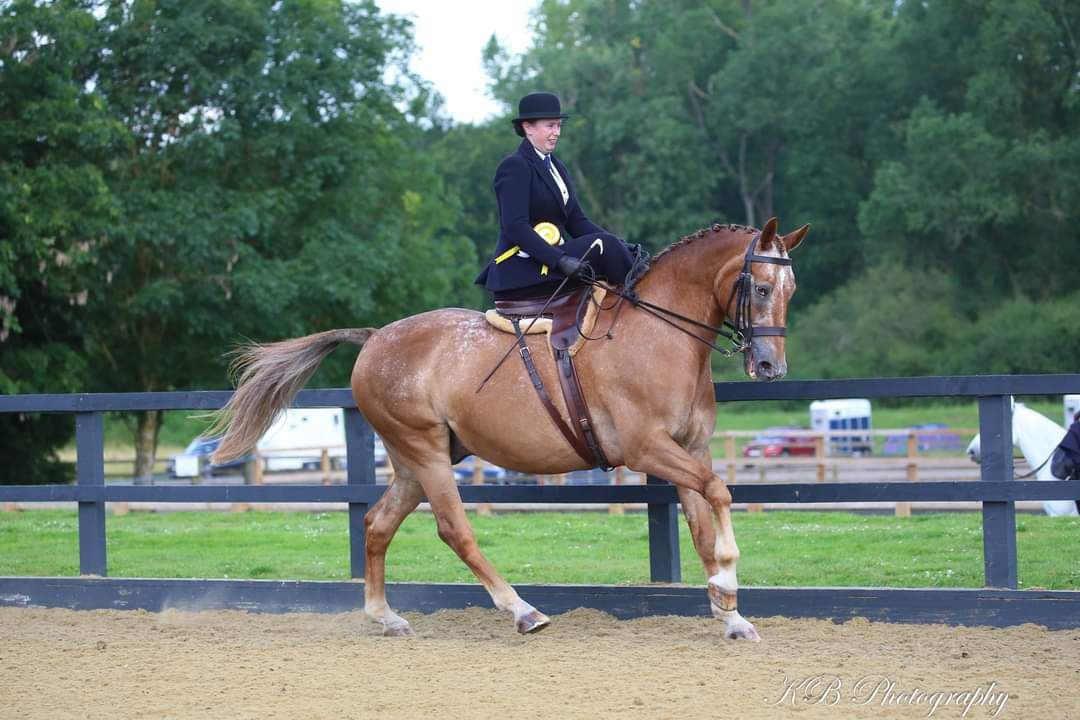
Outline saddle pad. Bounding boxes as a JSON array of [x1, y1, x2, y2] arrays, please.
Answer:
[[484, 287, 607, 358]]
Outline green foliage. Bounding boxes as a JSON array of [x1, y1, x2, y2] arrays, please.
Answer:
[[1, 0, 481, 478], [787, 265, 965, 379], [950, 291, 1080, 375], [859, 0, 1080, 304], [0, 0, 124, 483], [80, 0, 473, 394]]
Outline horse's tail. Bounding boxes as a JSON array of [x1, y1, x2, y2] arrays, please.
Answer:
[[209, 328, 376, 463]]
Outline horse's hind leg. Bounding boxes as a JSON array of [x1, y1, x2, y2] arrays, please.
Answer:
[[363, 475, 425, 636], [416, 462, 549, 634]]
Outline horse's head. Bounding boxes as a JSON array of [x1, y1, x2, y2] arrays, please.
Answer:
[[966, 434, 982, 463], [717, 217, 808, 381]]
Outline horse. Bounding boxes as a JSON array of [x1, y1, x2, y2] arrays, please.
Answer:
[[209, 217, 809, 640], [966, 400, 1079, 517]]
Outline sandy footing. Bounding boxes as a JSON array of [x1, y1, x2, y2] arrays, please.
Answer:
[[1, 606, 1076, 719]]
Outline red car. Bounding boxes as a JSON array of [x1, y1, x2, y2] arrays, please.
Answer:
[[742, 428, 817, 458]]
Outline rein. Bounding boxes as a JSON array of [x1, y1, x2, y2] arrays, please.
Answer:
[[594, 231, 792, 359], [1015, 449, 1055, 479]]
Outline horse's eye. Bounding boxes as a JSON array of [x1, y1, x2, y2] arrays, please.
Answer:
[[755, 285, 770, 298]]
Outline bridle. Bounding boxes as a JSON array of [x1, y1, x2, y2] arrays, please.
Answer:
[[602, 231, 792, 363]]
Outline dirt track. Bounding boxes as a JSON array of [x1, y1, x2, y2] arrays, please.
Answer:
[[1, 606, 1077, 719]]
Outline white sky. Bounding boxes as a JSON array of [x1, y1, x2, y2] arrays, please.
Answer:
[[375, 0, 537, 124]]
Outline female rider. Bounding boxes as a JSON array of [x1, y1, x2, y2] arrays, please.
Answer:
[[475, 92, 640, 300]]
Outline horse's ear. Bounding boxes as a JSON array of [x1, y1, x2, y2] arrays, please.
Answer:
[[782, 224, 809, 253], [760, 217, 779, 249]]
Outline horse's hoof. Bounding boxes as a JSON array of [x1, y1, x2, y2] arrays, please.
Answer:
[[383, 623, 415, 638], [516, 610, 551, 634], [725, 620, 761, 642]]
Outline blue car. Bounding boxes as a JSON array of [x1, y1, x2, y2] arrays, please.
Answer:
[[453, 458, 509, 484], [166, 436, 252, 478]]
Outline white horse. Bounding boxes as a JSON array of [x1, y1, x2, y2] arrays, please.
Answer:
[[967, 400, 1079, 517]]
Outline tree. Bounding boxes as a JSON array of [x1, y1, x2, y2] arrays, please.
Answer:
[[859, 0, 1080, 305], [2, 0, 475, 482], [0, 0, 125, 483], [786, 265, 964, 379]]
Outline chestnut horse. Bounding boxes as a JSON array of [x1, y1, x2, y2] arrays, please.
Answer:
[[211, 218, 807, 641]]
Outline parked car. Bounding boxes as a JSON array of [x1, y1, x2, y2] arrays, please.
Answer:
[[167, 436, 252, 478], [742, 427, 817, 459], [453, 458, 509, 484]]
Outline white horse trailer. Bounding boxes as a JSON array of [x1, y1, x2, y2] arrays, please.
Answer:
[[809, 399, 873, 456], [258, 408, 346, 471]]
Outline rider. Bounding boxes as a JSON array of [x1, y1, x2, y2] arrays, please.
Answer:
[[475, 91, 644, 300], [1051, 411, 1080, 481]]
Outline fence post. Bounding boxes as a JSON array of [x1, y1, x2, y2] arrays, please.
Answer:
[[896, 431, 917, 517], [609, 466, 625, 515], [978, 395, 1017, 589], [646, 475, 680, 583], [345, 408, 375, 580], [473, 456, 492, 516], [724, 434, 737, 485], [76, 412, 107, 576], [815, 435, 826, 483], [320, 448, 331, 485]]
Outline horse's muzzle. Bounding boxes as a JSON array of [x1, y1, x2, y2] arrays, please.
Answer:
[[754, 359, 784, 381]]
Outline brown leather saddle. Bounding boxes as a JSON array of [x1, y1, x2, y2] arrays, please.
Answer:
[[490, 286, 612, 469]]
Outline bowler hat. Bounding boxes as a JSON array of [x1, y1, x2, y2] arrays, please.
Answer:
[[511, 92, 569, 136]]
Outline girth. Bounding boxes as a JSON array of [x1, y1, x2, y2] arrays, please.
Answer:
[[498, 287, 613, 470]]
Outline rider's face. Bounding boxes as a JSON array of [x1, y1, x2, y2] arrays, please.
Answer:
[[523, 118, 562, 154]]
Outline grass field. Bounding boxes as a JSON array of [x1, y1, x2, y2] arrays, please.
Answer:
[[2, 509, 1077, 589]]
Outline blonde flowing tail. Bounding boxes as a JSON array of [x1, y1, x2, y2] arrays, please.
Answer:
[[209, 328, 375, 463]]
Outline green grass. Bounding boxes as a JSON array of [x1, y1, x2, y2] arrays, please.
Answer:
[[2, 509, 1077, 589]]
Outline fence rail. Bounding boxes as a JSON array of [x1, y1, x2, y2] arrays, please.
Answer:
[[2, 373, 1080, 626]]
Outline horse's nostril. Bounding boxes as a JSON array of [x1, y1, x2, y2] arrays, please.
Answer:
[[757, 361, 774, 377]]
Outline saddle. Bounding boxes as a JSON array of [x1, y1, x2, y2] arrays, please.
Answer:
[[484, 286, 606, 357], [484, 286, 613, 469]]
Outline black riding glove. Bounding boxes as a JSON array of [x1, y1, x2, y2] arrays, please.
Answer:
[[556, 255, 593, 280]]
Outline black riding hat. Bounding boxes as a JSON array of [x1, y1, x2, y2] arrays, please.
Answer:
[[512, 92, 569, 137]]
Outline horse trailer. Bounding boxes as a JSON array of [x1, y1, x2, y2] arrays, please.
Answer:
[[809, 398, 873, 456]]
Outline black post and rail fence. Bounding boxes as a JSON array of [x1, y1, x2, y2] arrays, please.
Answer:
[[2, 375, 1079, 627]]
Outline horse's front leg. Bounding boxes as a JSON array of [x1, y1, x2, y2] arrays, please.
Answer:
[[628, 436, 759, 641]]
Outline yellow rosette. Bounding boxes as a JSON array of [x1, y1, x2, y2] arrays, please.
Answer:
[[533, 222, 563, 276], [493, 222, 564, 276]]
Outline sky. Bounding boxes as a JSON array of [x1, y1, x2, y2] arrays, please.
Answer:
[[375, 0, 537, 124]]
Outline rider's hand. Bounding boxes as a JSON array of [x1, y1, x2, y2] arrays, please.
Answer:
[[557, 255, 593, 280]]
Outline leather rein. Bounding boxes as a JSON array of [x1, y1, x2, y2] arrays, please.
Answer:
[[592, 231, 792, 361]]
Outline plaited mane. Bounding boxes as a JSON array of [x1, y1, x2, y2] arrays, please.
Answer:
[[652, 223, 758, 265]]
